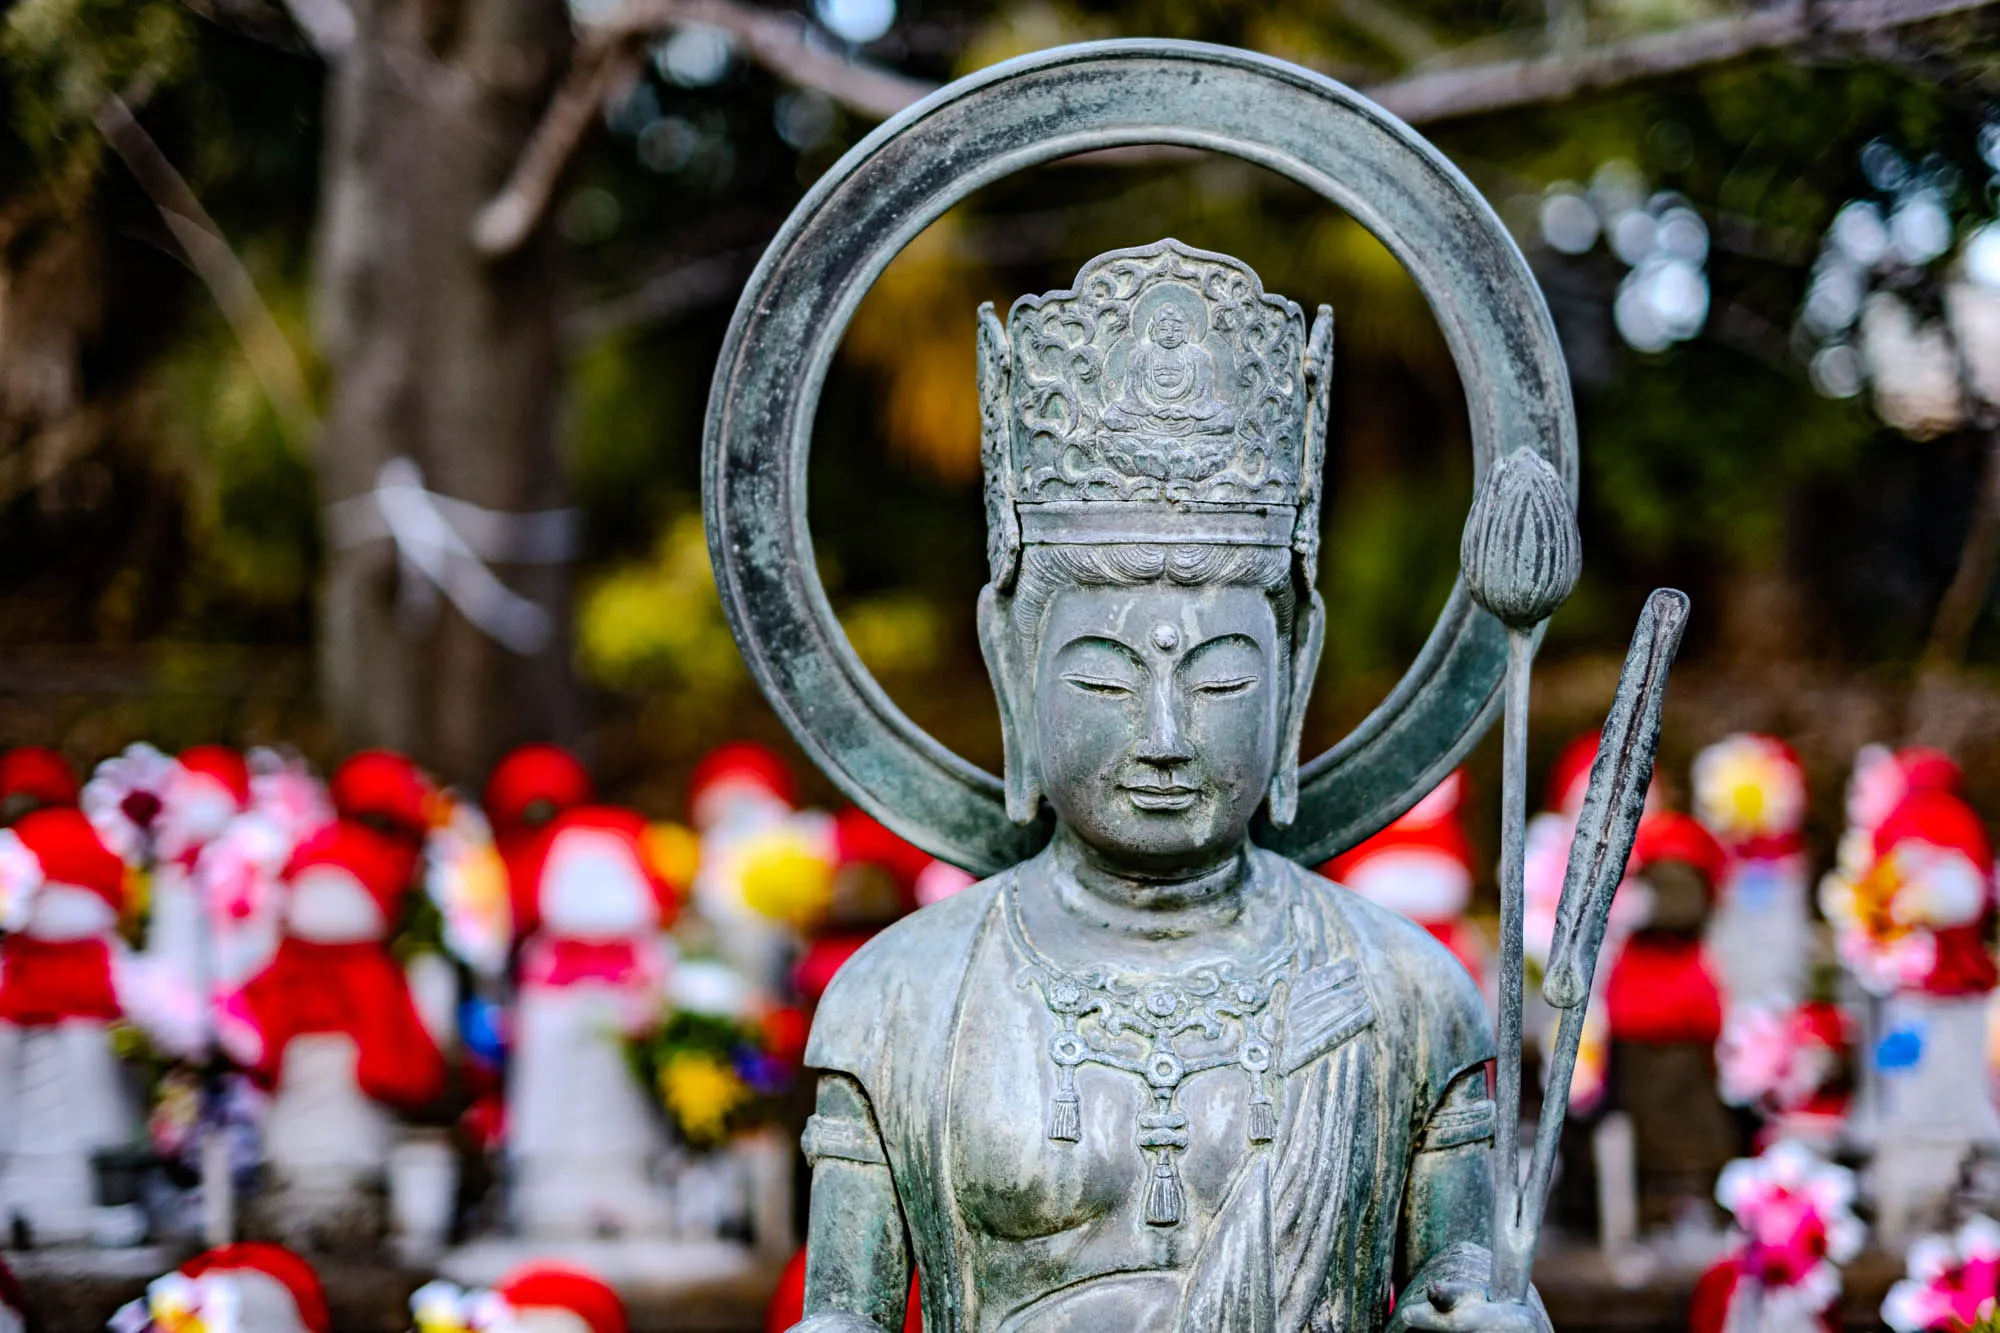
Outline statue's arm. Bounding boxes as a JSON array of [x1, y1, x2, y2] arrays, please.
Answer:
[[794, 1071, 913, 1333], [1390, 1067, 1549, 1333]]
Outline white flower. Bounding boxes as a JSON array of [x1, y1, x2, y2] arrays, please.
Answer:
[[82, 743, 178, 865]]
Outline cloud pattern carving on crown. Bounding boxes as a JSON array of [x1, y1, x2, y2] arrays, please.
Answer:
[[1005, 239, 1310, 505]]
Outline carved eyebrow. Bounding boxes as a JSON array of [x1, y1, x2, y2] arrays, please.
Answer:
[[1055, 634, 1144, 670], [1178, 633, 1263, 672]]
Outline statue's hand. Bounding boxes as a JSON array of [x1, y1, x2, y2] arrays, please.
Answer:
[[1387, 1242, 1551, 1333], [1386, 1280, 1550, 1333]]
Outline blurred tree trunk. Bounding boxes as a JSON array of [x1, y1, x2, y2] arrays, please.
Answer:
[[313, 0, 578, 778]]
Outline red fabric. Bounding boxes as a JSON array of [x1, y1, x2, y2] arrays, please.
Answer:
[[761, 1005, 810, 1067], [0, 1251, 25, 1321], [1899, 747, 1965, 797], [1926, 921, 2000, 996], [328, 750, 432, 838], [1630, 812, 1727, 889], [178, 745, 251, 807], [181, 1244, 330, 1333], [1875, 789, 1993, 867], [1606, 937, 1723, 1045], [235, 939, 445, 1110], [832, 809, 933, 890], [765, 1247, 920, 1333], [689, 742, 795, 810], [794, 934, 871, 1003], [0, 747, 77, 813], [496, 1265, 628, 1333], [0, 936, 117, 1025], [508, 807, 679, 939], [520, 936, 647, 989], [1323, 820, 1474, 885], [484, 744, 595, 846], [1548, 733, 1602, 814], [283, 821, 417, 923], [1687, 1257, 1840, 1333], [15, 808, 125, 909]]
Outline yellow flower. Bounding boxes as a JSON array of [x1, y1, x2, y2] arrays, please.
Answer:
[[642, 822, 701, 891], [660, 1051, 749, 1144], [734, 829, 834, 929]]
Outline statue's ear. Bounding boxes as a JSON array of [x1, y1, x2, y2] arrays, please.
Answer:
[[978, 584, 1042, 825], [1266, 590, 1326, 829]]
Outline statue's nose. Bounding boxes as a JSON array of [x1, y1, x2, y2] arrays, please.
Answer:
[[1135, 686, 1194, 767]]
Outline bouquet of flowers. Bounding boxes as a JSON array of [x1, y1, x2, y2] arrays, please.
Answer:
[[626, 961, 796, 1147]]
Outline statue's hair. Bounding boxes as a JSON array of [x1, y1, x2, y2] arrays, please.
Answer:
[[1009, 543, 1298, 652]]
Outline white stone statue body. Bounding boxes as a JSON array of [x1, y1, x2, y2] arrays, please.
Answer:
[[507, 808, 676, 1238], [237, 823, 447, 1243], [0, 838, 139, 1245]]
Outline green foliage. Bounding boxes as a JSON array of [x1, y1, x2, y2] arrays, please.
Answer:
[[2, 0, 193, 180]]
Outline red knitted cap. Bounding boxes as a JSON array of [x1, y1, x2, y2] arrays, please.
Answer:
[[329, 750, 433, 838], [179, 745, 251, 807], [0, 746, 79, 812], [496, 1264, 628, 1333], [507, 805, 680, 938], [15, 807, 125, 907], [283, 821, 418, 920], [180, 1243, 330, 1333], [689, 742, 795, 811], [1629, 811, 1727, 888], [484, 744, 595, 841]]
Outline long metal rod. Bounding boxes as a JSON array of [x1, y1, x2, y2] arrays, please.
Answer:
[[1495, 588, 1690, 1302], [1490, 626, 1535, 1298]]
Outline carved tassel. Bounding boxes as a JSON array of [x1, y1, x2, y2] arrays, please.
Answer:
[[1248, 1093, 1276, 1144], [1048, 1063, 1081, 1142], [1145, 1156, 1183, 1226], [1048, 1091, 1081, 1143]]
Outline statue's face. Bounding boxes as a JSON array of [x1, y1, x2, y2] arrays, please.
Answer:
[[1152, 305, 1190, 349], [1033, 581, 1283, 871]]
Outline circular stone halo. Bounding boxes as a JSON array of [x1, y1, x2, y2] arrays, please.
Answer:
[[703, 39, 1578, 876]]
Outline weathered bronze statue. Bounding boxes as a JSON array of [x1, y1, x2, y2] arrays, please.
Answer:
[[704, 40, 1685, 1332]]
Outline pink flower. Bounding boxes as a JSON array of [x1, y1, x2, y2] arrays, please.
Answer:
[[1885, 1217, 2000, 1332], [1716, 1142, 1864, 1315]]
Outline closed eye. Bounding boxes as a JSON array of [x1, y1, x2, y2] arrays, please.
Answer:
[[1062, 674, 1136, 697], [1191, 676, 1258, 696]]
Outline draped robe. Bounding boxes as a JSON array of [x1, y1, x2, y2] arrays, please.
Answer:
[[804, 850, 1496, 1332]]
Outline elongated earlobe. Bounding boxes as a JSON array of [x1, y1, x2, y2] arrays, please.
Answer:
[[1266, 591, 1326, 829], [978, 585, 1042, 825]]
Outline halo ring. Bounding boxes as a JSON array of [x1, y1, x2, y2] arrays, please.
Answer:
[[702, 39, 1577, 874]]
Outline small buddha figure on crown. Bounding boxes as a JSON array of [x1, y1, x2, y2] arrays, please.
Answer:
[[1102, 299, 1237, 437]]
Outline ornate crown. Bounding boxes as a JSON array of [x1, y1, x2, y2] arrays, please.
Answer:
[[978, 238, 1333, 592]]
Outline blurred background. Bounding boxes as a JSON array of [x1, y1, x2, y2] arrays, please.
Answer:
[[17, 0, 2000, 828], [12, 0, 2000, 1329]]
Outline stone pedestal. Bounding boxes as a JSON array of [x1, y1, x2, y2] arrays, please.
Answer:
[[254, 1035, 392, 1250], [0, 1023, 139, 1247]]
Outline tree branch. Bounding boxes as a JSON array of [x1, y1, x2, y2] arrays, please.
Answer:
[[93, 93, 318, 440], [479, 0, 2000, 259], [475, 0, 927, 256], [1369, 0, 1996, 124]]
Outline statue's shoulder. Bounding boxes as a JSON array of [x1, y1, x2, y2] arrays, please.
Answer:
[[1265, 851, 1493, 1090], [804, 871, 1005, 1081]]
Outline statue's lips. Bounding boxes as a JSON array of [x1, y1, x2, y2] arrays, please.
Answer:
[[1122, 783, 1200, 812]]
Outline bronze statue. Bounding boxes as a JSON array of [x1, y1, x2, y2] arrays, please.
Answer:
[[702, 41, 1686, 1332]]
